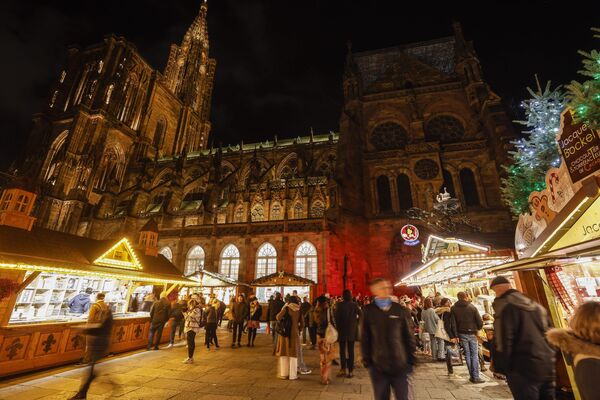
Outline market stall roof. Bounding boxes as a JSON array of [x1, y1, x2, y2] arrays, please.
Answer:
[[250, 271, 316, 287], [0, 225, 196, 285], [396, 235, 514, 287], [187, 269, 249, 287]]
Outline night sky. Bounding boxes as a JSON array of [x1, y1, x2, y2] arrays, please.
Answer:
[[1, 0, 599, 169]]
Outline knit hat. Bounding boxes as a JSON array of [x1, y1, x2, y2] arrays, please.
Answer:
[[489, 276, 510, 288]]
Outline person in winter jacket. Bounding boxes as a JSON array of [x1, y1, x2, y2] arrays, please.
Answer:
[[335, 289, 361, 378], [436, 298, 458, 375], [314, 295, 334, 384], [422, 297, 443, 361], [166, 300, 186, 348], [547, 301, 600, 400], [247, 299, 262, 347], [490, 276, 555, 399], [362, 278, 415, 400], [451, 291, 484, 383], [69, 288, 93, 314], [148, 292, 171, 350], [231, 295, 249, 347], [300, 296, 312, 344], [182, 299, 203, 363], [276, 295, 303, 380]]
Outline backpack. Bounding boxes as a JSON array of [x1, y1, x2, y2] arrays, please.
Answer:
[[275, 308, 292, 337]]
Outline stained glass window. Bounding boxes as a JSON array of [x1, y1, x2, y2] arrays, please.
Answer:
[[220, 244, 240, 279], [295, 241, 318, 283], [185, 246, 205, 276], [256, 243, 277, 278]]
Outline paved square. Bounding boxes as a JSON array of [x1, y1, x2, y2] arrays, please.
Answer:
[[0, 327, 512, 399]]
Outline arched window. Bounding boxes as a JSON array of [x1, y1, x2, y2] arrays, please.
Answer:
[[185, 246, 205, 276], [376, 175, 392, 213], [153, 118, 166, 149], [44, 131, 69, 183], [159, 246, 173, 261], [441, 169, 456, 197], [256, 243, 277, 278], [371, 122, 408, 151], [219, 244, 240, 279], [295, 241, 318, 283], [396, 174, 413, 210], [425, 116, 465, 143], [93, 146, 125, 191], [460, 168, 480, 206]]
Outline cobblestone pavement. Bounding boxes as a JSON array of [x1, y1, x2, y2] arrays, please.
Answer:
[[0, 327, 513, 399]]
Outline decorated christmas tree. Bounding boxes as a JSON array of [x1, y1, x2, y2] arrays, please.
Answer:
[[566, 27, 600, 129], [501, 79, 565, 218]]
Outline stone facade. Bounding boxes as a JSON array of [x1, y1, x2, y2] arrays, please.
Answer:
[[16, 6, 515, 295]]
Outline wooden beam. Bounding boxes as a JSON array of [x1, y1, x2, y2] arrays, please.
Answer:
[[165, 283, 178, 295], [16, 271, 40, 294]]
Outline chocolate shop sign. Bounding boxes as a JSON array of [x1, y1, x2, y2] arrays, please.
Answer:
[[557, 109, 600, 184]]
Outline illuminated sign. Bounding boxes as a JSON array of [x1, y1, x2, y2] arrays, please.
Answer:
[[94, 238, 142, 270], [549, 196, 600, 252], [557, 109, 600, 184], [401, 224, 420, 246]]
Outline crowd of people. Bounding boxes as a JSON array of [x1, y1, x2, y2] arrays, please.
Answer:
[[67, 277, 599, 400]]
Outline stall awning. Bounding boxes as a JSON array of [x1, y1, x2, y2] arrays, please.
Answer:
[[250, 271, 315, 287], [396, 235, 514, 287], [0, 225, 196, 285], [187, 270, 249, 287]]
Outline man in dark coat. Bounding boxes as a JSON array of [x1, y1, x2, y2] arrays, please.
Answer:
[[335, 289, 361, 378], [490, 276, 555, 399], [451, 291, 484, 383], [231, 294, 249, 347], [362, 278, 415, 400], [147, 292, 171, 350]]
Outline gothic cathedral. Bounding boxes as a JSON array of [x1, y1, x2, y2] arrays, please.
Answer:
[[15, 4, 515, 295]]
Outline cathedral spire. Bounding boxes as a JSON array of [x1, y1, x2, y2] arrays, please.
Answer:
[[343, 40, 361, 101], [163, 1, 216, 153]]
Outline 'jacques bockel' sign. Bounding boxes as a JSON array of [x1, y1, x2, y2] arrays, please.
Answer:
[[557, 109, 600, 184]]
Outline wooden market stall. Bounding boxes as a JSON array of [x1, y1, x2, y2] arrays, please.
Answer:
[[179, 269, 249, 305], [250, 271, 316, 303], [0, 188, 196, 377]]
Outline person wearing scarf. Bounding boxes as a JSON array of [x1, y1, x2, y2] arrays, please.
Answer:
[[247, 299, 262, 347], [361, 278, 415, 400]]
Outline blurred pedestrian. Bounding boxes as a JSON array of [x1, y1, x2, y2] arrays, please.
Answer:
[[362, 278, 415, 400], [335, 289, 360, 378], [490, 277, 555, 398], [451, 291, 484, 383], [148, 292, 171, 350], [182, 299, 202, 363], [68, 294, 113, 400], [547, 301, 600, 400], [314, 295, 335, 385], [300, 296, 311, 344]]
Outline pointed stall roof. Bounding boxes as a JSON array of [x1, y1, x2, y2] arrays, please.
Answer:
[[250, 271, 316, 287]]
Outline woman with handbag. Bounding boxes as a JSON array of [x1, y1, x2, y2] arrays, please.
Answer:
[[182, 299, 203, 364], [422, 298, 443, 361], [314, 295, 336, 385], [275, 296, 303, 380], [247, 299, 262, 347], [435, 298, 459, 375]]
